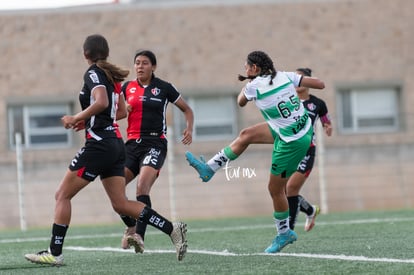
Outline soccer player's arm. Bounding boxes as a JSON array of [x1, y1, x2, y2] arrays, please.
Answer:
[[320, 101, 332, 136], [300, 76, 325, 90], [237, 86, 249, 107], [116, 91, 127, 120]]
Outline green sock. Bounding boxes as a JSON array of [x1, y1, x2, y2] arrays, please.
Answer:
[[223, 146, 238, 160]]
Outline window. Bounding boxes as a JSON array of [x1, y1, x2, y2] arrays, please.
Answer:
[[337, 86, 400, 134], [8, 104, 73, 149], [173, 96, 238, 141]]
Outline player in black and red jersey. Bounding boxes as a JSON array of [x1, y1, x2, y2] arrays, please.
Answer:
[[119, 50, 194, 253], [186, 67, 331, 233], [24, 35, 187, 266], [287, 67, 332, 232]]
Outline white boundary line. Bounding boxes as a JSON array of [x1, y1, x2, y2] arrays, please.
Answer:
[[2, 216, 414, 244], [2, 217, 414, 264], [64, 246, 414, 264]]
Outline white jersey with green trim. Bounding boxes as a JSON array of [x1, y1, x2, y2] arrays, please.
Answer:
[[244, 71, 311, 142]]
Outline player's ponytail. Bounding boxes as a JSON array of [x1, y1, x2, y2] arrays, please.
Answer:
[[96, 60, 129, 85], [83, 34, 129, 86]]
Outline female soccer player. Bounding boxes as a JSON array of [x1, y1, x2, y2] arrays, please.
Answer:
[[24, 34, 187, 266], [187, 51, 325, 252]]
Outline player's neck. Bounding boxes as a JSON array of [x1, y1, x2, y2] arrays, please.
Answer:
[[137, 79, 150, 87]]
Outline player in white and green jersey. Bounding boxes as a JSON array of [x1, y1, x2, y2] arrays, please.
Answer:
[[185, 51, 325, 253], [242, 67, 312, 177], [239, 52, 314, 253], [244, 71, 311, 142]]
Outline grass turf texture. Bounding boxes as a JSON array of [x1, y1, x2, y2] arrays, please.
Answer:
[[1, 209, 413, 274]]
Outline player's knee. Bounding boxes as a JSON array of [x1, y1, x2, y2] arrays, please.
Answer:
[[239, 128, 254, 144], [54, 189, 71, 202], [111, 199, 128, 215], [54, 190, 61, 201]]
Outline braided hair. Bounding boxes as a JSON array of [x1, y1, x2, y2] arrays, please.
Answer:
[[238, 51, 277, 85]]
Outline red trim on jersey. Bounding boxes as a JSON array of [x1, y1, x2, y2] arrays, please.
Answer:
[[115, 128, 122, 138], [304, 169, 312, 178], [126, 81, 145, 140], [320, 114, 331, 125], [77, 166, 85, 178], [114, 82, 121, 94]]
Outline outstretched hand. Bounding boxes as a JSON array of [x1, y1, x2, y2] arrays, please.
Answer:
[[324, 123, 332, 136], [181, 128, 193, 145], [61, 115, 77, 129], [61, 115, 85, 131]]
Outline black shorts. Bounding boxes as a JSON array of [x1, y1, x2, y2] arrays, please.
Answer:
[[69, 138, 126, 181], [125, 138, 167, 177], [296, 145, 316, 177]]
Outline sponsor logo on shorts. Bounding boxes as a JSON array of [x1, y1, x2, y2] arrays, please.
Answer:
[[85, 171, 97, 178]]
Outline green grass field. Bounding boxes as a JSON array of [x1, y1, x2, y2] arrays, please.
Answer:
[[1, 209, 413, 274]]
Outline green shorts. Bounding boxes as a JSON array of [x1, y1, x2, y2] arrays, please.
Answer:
[[270, 127, 313, 178]]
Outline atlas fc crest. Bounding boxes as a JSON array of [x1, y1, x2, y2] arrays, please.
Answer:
[[151, 87, 161, 96], [306, 102, 316, 111]]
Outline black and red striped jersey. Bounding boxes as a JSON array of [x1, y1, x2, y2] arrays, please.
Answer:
[[301, 94, 330, 145], [121, 77, 181, 140], [80, 64, 122, 140]]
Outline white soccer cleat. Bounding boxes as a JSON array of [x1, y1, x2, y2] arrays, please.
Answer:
[[24, 249, 64, 266], [127, 233, 145, 254], [170, 222, 188, 261], [304, 205, 320, 232]]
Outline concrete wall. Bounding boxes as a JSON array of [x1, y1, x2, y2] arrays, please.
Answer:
[[0, 0, 413, 229]]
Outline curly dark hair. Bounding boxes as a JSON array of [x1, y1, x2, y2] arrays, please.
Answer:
[[238, 51, 277, 85]]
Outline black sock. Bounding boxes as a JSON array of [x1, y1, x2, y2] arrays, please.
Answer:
[[287, 196, 300, 230], [49, 223, 68, 256], [299, 195, 314, 216], [136, 195, 151, 240], [120, 215, 137, 228], [138, 206, 173, 235]]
